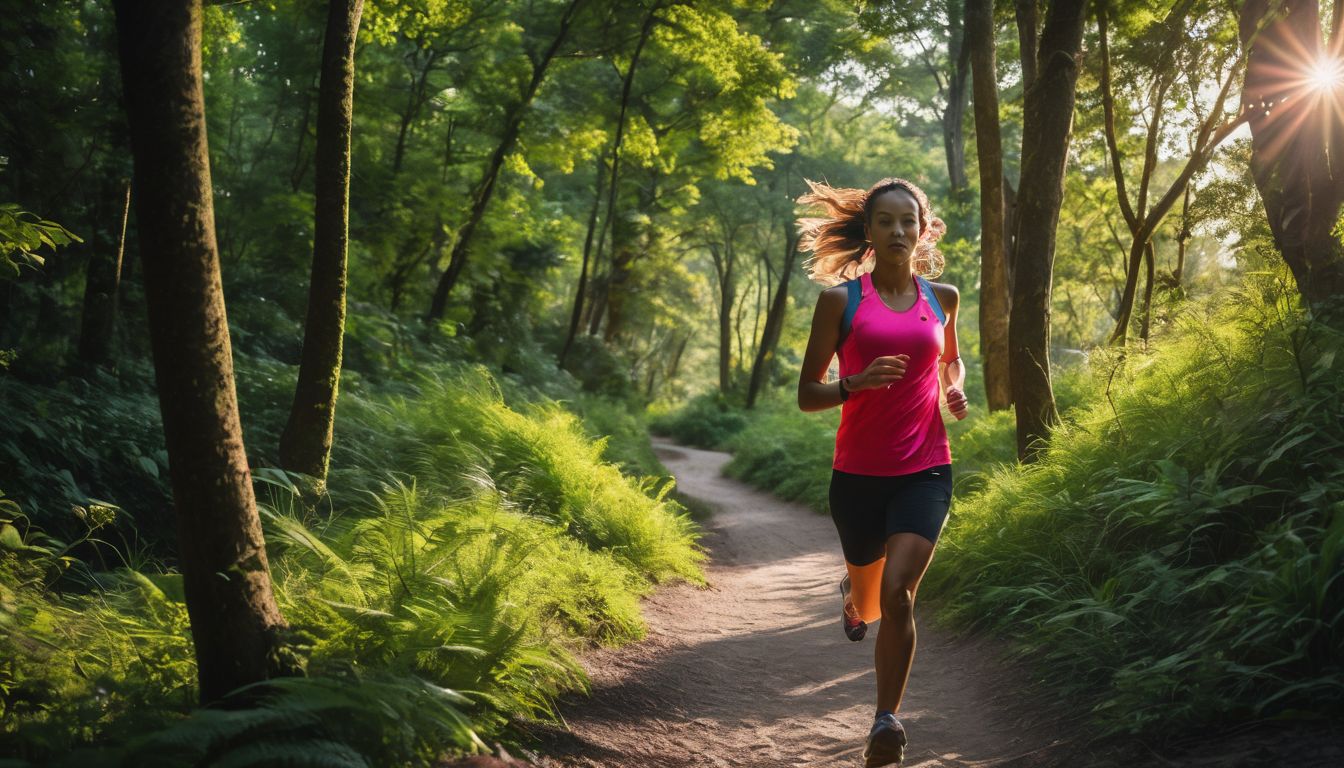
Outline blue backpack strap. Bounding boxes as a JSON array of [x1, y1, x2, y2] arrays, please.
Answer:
[[837, 278, 861, 347], [916, 275, 946, 326]]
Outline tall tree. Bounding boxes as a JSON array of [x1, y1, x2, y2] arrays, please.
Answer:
[[861, 0, 972, 202], [966, 0, 1012, 411], [1099, 0, 1246, 345], [746, 210, 798, 408], [279, 0, 365, 485], [710, 241, 737, 395], [943, 0, 971, 199], [1007, 0, 1087, 461], [427, 0, 585, 320], [112, 0, 288, 703], [1239, 0, 1344, 316], [559, 1, 660, 366]]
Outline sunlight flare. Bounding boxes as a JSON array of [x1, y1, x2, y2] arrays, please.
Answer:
[[1305, 55, 1344, 92]]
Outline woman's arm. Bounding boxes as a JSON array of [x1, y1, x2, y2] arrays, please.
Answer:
[[935, 283, 968, 420], [798, 286, 850, 412], [798, 285, 909, 412]]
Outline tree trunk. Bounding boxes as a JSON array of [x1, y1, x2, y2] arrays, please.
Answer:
[[561, 4, 657, 362], [585, 3, 660, 343], [559, 160, 605, 367], [1174, 183, 1191, 285], [1003, 173, 1018, 292], [603, 245, 636, 343], [585, 272, 609, 336], [1110, 63, 1246, 344], [711, 244, 735, 395], [78, 178, 131, 367], [746, 222, 797, 408], [1008, 0, 1087, 461], [967, 0, 1012, 411], [943, 0, 972, 202], [1139, 240, 1155, 342], [392, 48, 438, 177], [112, 0, 288, 704], [668, 331, 690, 382], [733, 270, 752, 377], [1015, 0, 1039, 93], [427, 0, 584, 320], [279, 0, 363, 485], [1240, 0, 1344, 316]]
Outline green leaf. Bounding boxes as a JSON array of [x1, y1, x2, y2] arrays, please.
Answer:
[[137, 455, 159, 478], [0, 523, 22, 550]]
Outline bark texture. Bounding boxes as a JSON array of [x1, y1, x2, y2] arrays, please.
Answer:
[[279, 0, 364, 483], [1008, 0, 1087, 461], [966, 0, 1012, 411], [1239, 0, 1344, 316], [944, 0, 972, 201], [112, 0, 287, 703]]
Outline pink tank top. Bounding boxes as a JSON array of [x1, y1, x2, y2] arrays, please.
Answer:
[[833, 271, 951, 476]]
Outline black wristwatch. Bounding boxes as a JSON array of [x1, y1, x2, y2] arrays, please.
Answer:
[[838, 376, 851, 401]]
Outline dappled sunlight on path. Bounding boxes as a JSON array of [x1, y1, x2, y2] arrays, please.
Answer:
[[534, 442, 1078, 767]]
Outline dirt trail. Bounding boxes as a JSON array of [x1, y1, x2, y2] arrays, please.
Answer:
[[532, 442, 1082, 768]]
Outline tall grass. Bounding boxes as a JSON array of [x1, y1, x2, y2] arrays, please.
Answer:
[[1, 364, 703, 764], [926, 275, 1344, 734]]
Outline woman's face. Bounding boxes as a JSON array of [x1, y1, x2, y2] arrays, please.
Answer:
[[865, 188, 922, 264]]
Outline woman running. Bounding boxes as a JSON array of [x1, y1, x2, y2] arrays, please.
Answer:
[[795, 177, 968, 767]]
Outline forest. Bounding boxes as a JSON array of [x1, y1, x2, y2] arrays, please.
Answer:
[[1, 0, 1342, 765]]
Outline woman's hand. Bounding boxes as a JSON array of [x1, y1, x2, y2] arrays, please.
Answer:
[[849, 354, 909, 390], [945, 385, 968, 420]]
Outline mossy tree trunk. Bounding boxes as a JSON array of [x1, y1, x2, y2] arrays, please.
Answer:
[[112, 0, 288, 704], [1008, 0, 1087, 461], [279, 0, 364, 485]]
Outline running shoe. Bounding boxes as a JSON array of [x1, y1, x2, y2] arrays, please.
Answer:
[[840, 574, 867, 641], [863, 713, 907, 767]]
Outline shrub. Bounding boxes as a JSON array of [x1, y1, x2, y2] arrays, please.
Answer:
[[925, 275, 1344, 734], [648, 392, 748, 449]]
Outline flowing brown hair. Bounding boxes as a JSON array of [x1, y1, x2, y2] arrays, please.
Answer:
[[796, 177, 947, 285]]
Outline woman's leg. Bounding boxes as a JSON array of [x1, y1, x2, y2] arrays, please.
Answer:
[[873, 532, 937, 713]]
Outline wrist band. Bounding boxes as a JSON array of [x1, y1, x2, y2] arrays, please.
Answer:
[[838, 376, 850, 402]]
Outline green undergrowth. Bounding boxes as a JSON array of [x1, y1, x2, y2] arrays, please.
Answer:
[[648, 391, 750, 449], [925, 276, 1344, 735], [1, 359, 703, 765], [655, 273, 1343, 738]]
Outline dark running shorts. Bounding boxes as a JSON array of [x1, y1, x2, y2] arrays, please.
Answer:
[[829, 464, 953, 565]]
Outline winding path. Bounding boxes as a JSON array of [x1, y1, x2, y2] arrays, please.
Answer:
[[532, 441, 1085, 768]]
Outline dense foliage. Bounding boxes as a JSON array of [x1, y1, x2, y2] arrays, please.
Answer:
[[2, 0, 1342, 762], [1, 350, 702, 764], [928, 278, 1344, 735]]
